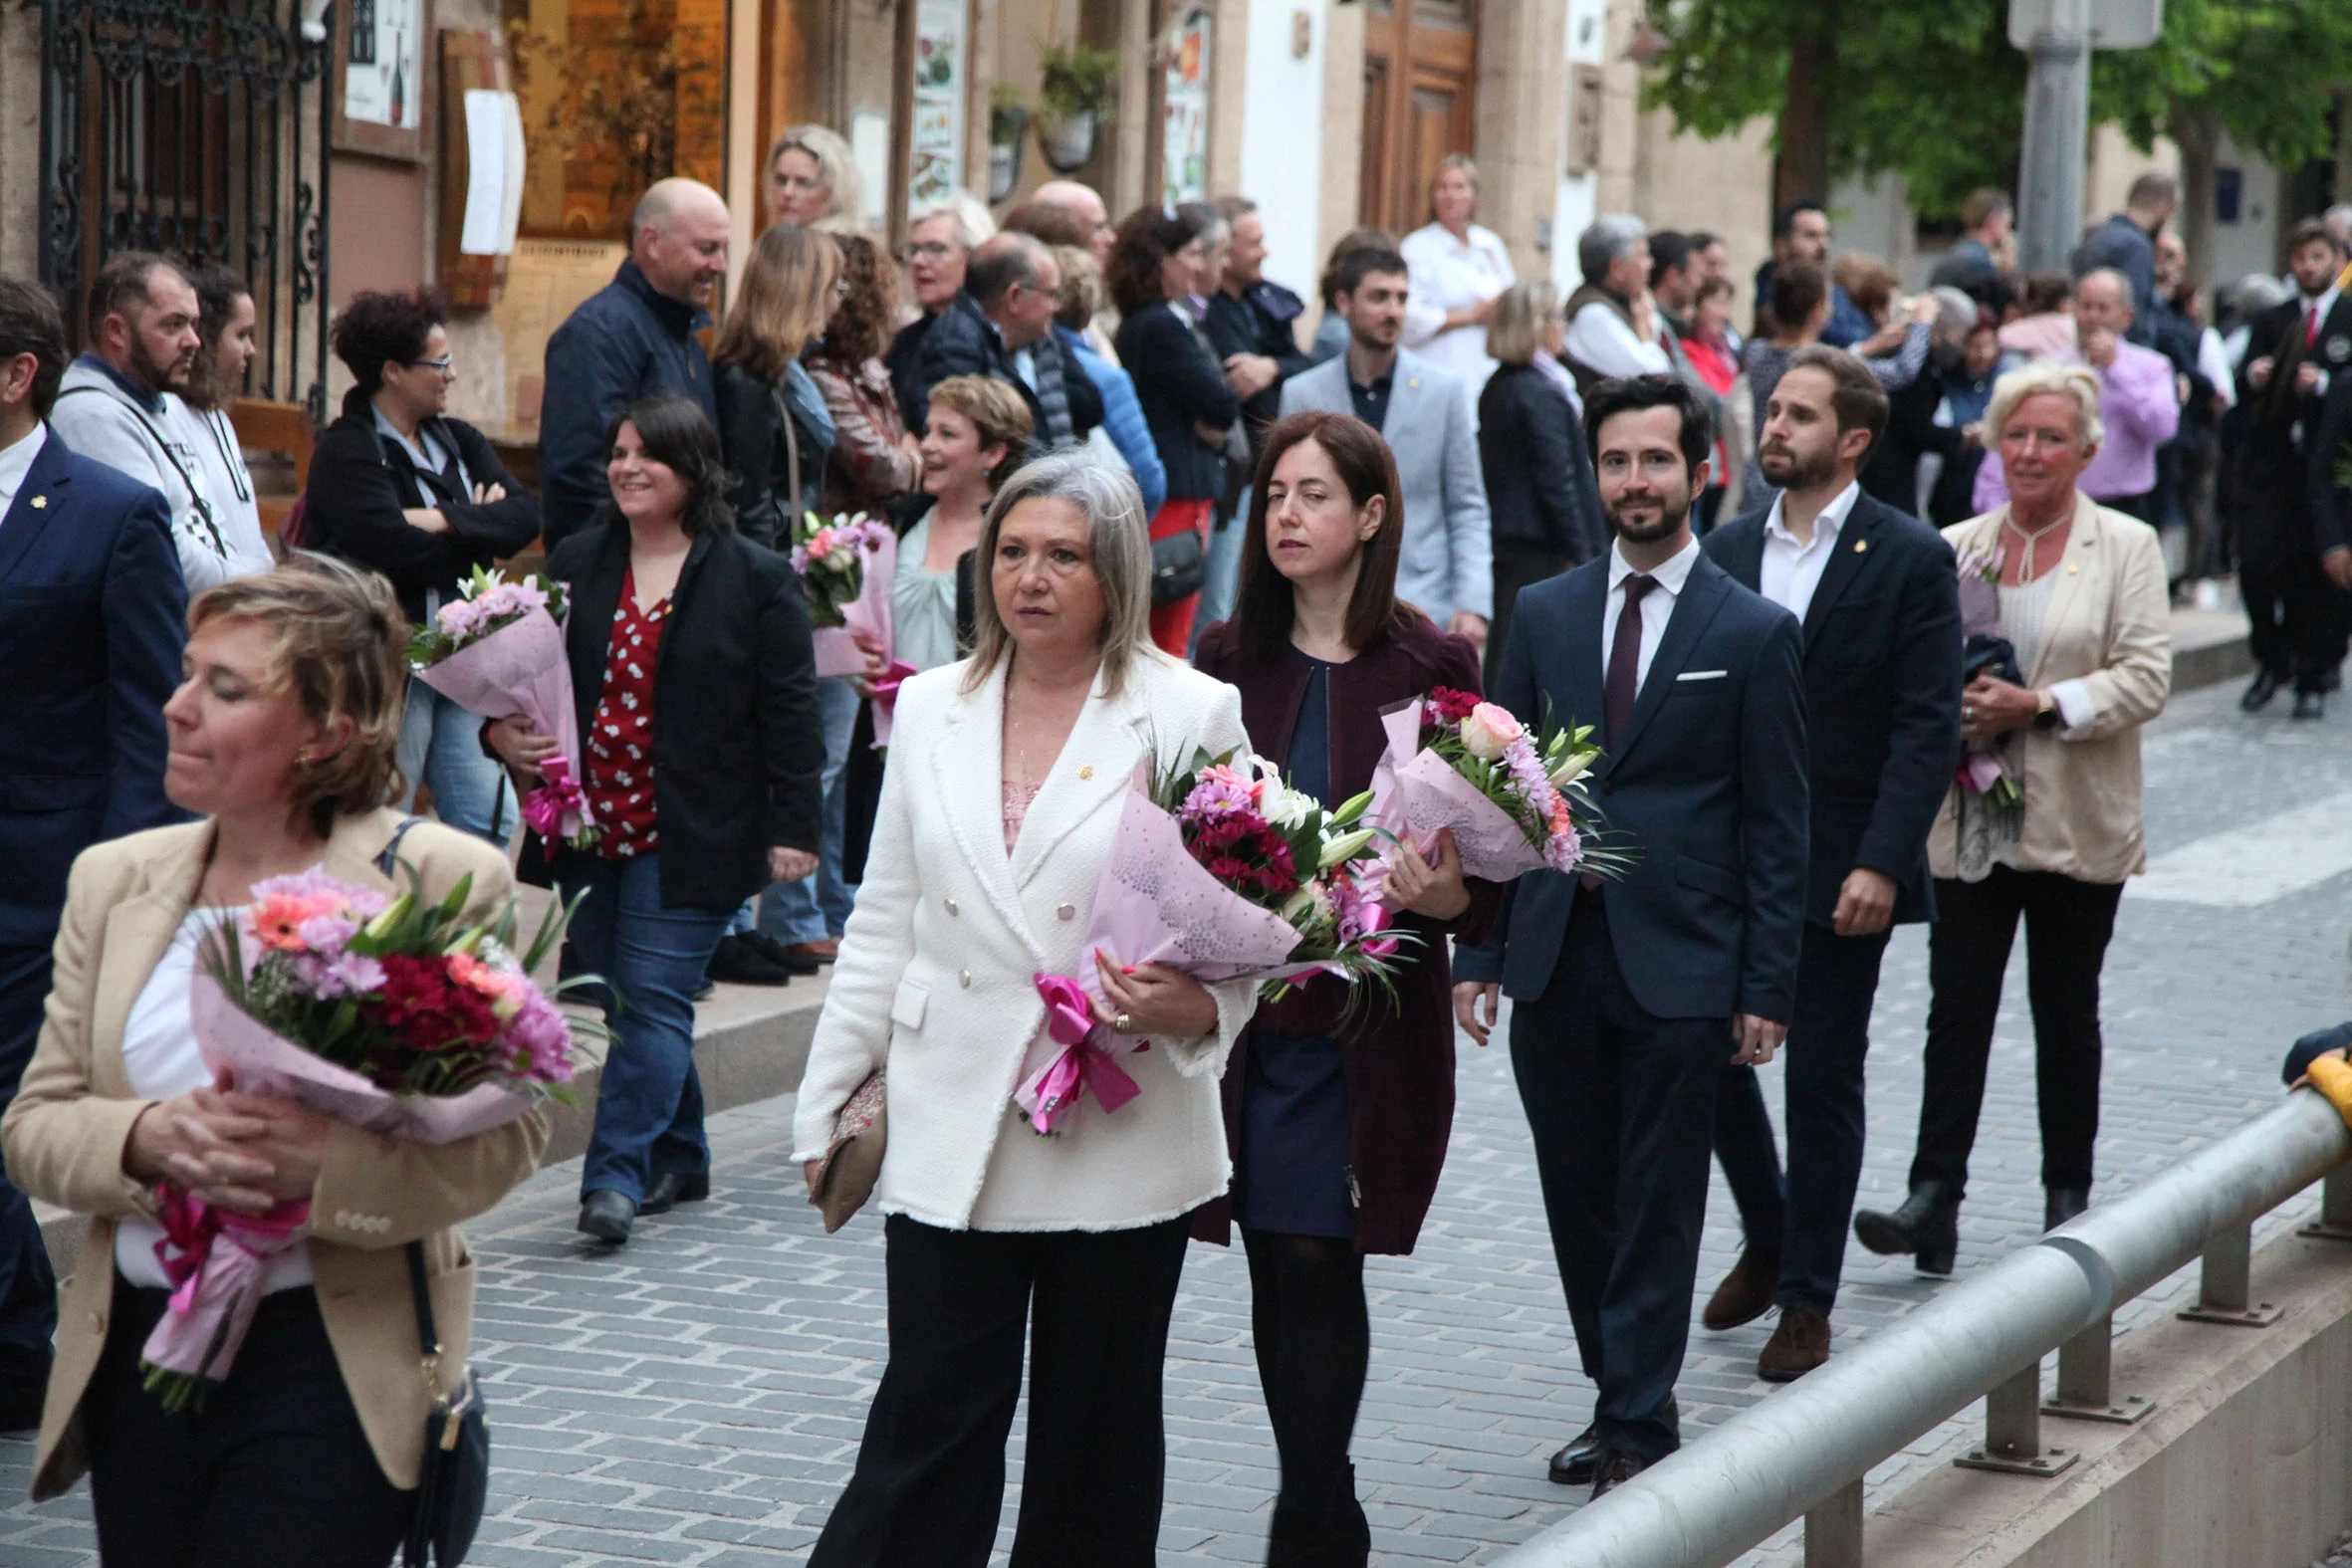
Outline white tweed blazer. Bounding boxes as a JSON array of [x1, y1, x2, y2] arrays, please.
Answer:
[[792, 650, 1257, 1232]]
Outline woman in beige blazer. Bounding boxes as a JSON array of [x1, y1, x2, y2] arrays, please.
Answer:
[[1854, 362, 2170, 1275], [2, 557, 548, 1564]]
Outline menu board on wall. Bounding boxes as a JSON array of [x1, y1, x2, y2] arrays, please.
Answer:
[[1161, 8, 1212, 206], [909, 0, 968, 208]]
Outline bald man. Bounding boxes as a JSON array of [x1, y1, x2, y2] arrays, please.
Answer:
[[1031, 178, 1113, 265], [538, 177, 731, 547]]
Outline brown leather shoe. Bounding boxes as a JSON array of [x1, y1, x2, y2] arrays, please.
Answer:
[[786, 939, 840, 964], [1702, 1246, 1780, 1331], [1758, 1304, 1831, 1382]]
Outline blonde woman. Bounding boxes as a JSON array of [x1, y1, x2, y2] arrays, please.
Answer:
[[1400, 154, 1516, 395], [4, 557, 545, 1561], [797, 453, 1257, 1567], [766, 124, 866, 234], [1854, 360, 2170, 1270]]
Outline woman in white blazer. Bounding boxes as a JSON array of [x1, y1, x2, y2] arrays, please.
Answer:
[[795, 450, 1258, 1567]]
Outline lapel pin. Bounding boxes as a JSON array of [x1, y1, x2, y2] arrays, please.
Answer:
[[2067, 562, 2080, 574], [1853, 539, 1866, 553], [27, 495, 44, 509], [1077, 766, 1093, 780], [1408, 377, 1420, 389]]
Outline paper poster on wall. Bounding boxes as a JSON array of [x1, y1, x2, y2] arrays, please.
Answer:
[[909, 0, 967, 208], [459, 89, 526, 256], [1161, 9, 1212, 207], [345, 0, 424, 129]]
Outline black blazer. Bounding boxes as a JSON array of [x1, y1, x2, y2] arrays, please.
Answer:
[[1114, 301, 1242, 503], [714, 362, 830, 549], [306, 389, 543, 624], [541, 521, 823, 909], [901, 292, 1104, 444], [1477, 362, 1604, 561], [2234, 292, 2352, 570], [1453, 549, 1809, 1023], [1702, 492, 1963, 928]]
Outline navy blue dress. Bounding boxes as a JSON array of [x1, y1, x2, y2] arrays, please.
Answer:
[[1235, 650, 1355, 1238]]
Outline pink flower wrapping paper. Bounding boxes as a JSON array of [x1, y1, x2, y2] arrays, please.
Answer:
[[1365, 701, 1547, 882], [413, 607, 591, 841], [812, 528, 898, 679]]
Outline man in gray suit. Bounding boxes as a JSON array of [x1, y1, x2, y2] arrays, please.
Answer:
[[1282, 246, 1493, 651]]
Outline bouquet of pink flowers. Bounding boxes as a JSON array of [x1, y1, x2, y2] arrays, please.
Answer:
[[143, 864, 599, 1411], [1019, 749, 1408, 1135], [407, 566, 595, 847], [1367, 688, 1626, 883], [791, 512, 898, 680]]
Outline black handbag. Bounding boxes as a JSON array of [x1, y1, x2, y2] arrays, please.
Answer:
[[1149, 525, 1209, 606], [403, 1240, 490, 1567]]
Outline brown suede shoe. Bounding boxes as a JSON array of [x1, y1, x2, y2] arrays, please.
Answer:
[[786, 939, 840, 964], [1758, 1304, 1831, 1382], [1701, 1246, 1780, 1332]]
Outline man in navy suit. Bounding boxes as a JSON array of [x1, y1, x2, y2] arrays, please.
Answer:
[[1454, 373, 1808, 1497], [1695, 346, 1963, 1382], [0, 275, 185, 1424]]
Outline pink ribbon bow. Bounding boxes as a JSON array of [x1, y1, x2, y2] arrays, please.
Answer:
[[522, 755, 589, 844], [139, 1185, 314, 1410], [1016, 973, 1142, 1135]]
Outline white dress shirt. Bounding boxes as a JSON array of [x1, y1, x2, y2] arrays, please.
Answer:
[[0, 422, 48, 529], [1759, 480, 1861, 621], [2300, 286, 2342, 393], [1602, 534, 1702, 694], [1563, 304, 1673, 380], [1399, 221, 1516, 395]]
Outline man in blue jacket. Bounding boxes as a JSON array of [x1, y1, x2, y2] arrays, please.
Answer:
[[0, 274, 185, 1426], [538, 178, 731, 548], [1454, 373, 1807, 1499]]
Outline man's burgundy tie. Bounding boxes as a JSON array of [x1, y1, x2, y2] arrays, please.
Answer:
[[1586, 573, 1655, 890]]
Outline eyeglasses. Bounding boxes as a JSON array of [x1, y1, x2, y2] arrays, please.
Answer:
[[899, 241, 955, 264], [404, 354, 456, 377]]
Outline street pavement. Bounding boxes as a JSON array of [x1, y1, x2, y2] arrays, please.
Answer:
[[0, 677, 2345, 1566]]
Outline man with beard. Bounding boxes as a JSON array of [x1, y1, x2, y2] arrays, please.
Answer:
[[1454, 373, 1806, 1497], [50, 253, 226, 593], [1696, 346, 1963, 1381]]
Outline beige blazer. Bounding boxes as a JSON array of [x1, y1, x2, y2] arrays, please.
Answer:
[[1926, 494, 2172, 884], [1, 806, 550, 1499]]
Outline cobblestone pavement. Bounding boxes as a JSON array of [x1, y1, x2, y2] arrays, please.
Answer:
[[0, 678, 2345, 1567]]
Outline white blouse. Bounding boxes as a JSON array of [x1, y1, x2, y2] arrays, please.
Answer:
[[1400, 221, 1517, 397], [116, 909, 316, 1294]]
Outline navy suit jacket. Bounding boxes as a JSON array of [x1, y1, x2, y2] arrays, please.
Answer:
[[0, 428, 185, 948], [1453, 547, 1809, 1023], [1701, 492, 1962, 928]]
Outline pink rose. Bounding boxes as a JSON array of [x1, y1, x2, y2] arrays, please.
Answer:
[[1458, 702, 1527, 762]]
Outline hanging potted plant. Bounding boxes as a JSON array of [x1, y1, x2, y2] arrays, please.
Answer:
[[1035, 43, 1119, 174], [988, 83, 1032, 203]]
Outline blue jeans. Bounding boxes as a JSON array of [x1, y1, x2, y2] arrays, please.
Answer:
[[1191, 503, 1244, 656], [760, 676, 858, 943], [397, 684, 512, 846], [559, 853, 734, 1203]]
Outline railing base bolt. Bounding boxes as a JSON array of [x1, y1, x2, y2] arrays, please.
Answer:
[[2041, 1391, 2157, 1426], [2178, 1299, 2282, 1327], [1954, 1445, 2079, 1478]]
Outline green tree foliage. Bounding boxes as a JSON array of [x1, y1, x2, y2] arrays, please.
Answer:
[[2093, 0, 2352, 170]]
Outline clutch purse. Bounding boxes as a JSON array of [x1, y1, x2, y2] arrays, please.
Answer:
[[810, 1071, 886, 1233], [403, 1241, 489, 1567]]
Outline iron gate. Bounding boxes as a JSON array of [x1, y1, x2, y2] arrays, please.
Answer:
[[39, 0, 333, 421]]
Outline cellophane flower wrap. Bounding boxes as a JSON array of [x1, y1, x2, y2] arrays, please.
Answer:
[[1955, 547, 2022, 807], [407, 566, 597, 848], [143, 862, 605, 1413], [1019, 749, 1410, 1136], [1366, 688, 1628, 883], [792, 512, 898, 681]]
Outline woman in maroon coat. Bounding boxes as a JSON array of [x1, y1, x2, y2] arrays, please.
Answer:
[[1193, 411, 1500, 1567]]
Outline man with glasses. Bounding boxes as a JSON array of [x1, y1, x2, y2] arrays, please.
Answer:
[[53, 252, 272, 589], [902, 233, 1102, 450]]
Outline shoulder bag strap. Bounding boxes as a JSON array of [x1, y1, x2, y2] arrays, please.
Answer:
[[55, 385, 225, 552], [377, 814, 426, 879], [773, 386, 805, 532]]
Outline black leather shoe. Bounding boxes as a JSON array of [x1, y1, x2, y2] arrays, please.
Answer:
[[1546, 1425, 1600, 1486], [1589, 1446, 1650, 1500], [2242, 667, 2288, 712], [2044, 1185, 2089, 1231], [579, 1189, 636, 1243], [742, 931, 823, 977], [639, 1169, 713, 1217], [2293, 690, 2326, 721], [1852, 1180, 1960, 1275], [706, 934, 794, 988]]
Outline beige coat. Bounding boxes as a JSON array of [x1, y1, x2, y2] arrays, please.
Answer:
[[1, 807, 550, 1499], [1926, 494, 2172, 884]]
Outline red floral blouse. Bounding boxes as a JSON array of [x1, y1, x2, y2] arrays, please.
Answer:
[[584, 567, 667, 858]]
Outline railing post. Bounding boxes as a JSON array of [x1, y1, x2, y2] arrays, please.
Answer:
[[2298, 1165, 2352, 1241], [2179, 1222, 2282, 1326], [1955, 1357, 2077, 1476], [2040, 1312, 2155, 1424], [1802, 1476, 1864, 1568]]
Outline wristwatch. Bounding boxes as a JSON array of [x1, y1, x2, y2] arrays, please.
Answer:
[[2031, 689, 2060, 730]]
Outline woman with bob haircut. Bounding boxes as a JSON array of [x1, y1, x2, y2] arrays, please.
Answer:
[[765, 124, 866, 234], [794, 451, 1259, 1567], [4, 555, 545, 1562], [490, 394, 824, 1245], [1193, 412, 1501, 1565]]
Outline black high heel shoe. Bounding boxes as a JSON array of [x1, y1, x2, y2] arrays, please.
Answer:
[[2043, 1185, 2089, 1231], [1852, 1181, 1960, 1275]]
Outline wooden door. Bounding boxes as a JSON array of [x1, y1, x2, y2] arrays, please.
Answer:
[[1359, 0, 1477, 234]]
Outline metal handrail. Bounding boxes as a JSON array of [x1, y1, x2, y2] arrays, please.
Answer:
[[1492, 1090, 2352, 1568]]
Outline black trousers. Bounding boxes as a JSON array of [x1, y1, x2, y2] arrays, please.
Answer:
[[2241, 553, 2338, 690], [1488, 540, 1576, 691], [1509, 894, 1724, 1461], [1713, 922, 1894, 1314], [0, 945, 60, 1390], [1910, 868, 2124, 1198], [809, 1213, 1192, 1568], [85, 1279, 416, 1567]]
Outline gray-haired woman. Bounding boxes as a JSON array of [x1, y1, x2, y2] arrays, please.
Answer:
[[795, 452, 1259, 1566]]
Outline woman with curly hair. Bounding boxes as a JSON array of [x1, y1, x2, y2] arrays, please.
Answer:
[[808, 233, 921, 515]]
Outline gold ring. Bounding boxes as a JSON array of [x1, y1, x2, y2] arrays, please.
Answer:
[[1114, 1012, 1133, 1032]]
